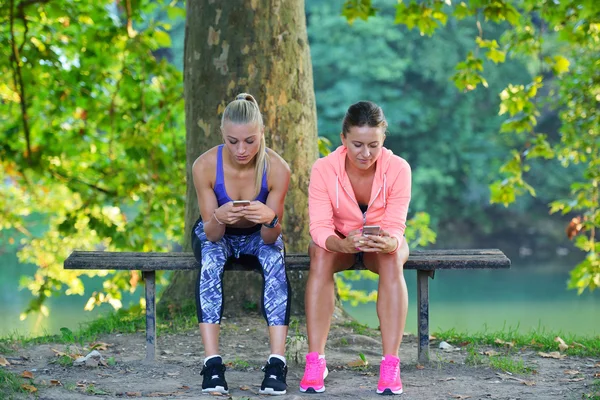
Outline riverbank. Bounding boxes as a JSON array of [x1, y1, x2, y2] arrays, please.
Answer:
[[1, 311, 599, 399]]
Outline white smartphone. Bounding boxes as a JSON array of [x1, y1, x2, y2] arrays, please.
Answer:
[[232, 200, 251, 207], [362, 225, 381, 236]]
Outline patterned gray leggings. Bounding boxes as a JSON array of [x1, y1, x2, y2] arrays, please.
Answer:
[[191, 219, 290, 326]]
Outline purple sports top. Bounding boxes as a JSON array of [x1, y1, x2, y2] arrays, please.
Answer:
[[213, 144, 269, 206]]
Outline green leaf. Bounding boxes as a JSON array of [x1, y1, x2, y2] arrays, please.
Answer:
[[154, 30, 172, 47], [552, 56, 570, 75], [167, 6, 186, 20]]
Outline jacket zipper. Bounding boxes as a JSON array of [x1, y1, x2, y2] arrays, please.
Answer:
[[339, 178, 383, 226]]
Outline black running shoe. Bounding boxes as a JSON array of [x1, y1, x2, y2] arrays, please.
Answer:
[[259, 357, 288, 395], [201, 356, 228, 394]]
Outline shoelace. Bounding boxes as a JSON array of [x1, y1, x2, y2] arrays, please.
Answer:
[[263, 362, 283, 379], [304, 358, 323, 378], [202, 363, 225, 378], [381, 360, 399, 383]]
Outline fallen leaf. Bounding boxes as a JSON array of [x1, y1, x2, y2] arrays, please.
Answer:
[[50, 379, 62, 386], [439, 377, 456, 381], [348, 358, 368, 367], [147, 393, 174, 397], [429, 335, 437, 340], [209, 392, 224, 396], [554, 336, 569, 352], [51, 348, 67, 357], [483, 350, 500, 357], [179, 386, 190, 390], [449, 394, 471, 399], [521, 381, 536, 386], [21, 384, 37, 393], [416, 364, 425, 370], [571, 341, 586, 349], [0, 356, 10, 366], [538, 351, 566, 359], [494, 338, 515, 348], [594, 362, 600, 368], [563, 370, 580, 375], [126, 392, 142, 397], [89, 342, 111, 351], [594, 372, 600, 378], [240, 385, 251, 391], [567, 377, 584, 382], [77, 383, 86, 387], [21, 371, 34, 379]]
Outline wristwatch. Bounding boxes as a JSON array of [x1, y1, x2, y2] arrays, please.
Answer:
[[263, 214, 279, 228]]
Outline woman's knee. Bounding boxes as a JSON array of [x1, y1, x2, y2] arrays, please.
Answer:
[[375, 251, 406, 280], [308, 242, 339, 276]]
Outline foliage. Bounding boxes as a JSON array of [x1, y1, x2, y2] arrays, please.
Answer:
[[0, 368, 27, 399], [342, 0, 600, 292], [0, 0, 185, 317], [307, 1, 545, 237], [436, 326, 600, 358]]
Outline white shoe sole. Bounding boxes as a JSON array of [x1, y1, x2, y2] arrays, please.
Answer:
[[259, 388, 287, 395], [376, 388, 403, 395], [202, 386, 228, 394], [299, 367, 329, 393]]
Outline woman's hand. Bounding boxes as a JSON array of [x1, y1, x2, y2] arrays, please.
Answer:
[[239, 201, 276, 225], [342, 229, 363, 253], [214, 202, 247, 225], [356, 230, 398, 253]]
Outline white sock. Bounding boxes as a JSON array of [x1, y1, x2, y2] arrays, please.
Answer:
[[204, 354, 221, 365], [269, 354, 286, 365]]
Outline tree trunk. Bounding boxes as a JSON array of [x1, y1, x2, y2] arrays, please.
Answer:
[[159, 0, 317, 319]]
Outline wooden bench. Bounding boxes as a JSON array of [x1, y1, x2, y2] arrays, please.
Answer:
[[64, 249, 510, 363]]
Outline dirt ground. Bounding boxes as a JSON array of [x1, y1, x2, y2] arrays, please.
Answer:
[[2, 314, 599, 400]]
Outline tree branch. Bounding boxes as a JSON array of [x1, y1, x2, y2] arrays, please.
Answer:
[[9, 0, 32, 164]]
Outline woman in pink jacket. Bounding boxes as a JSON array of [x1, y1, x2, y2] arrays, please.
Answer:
[[300, 101, 411, 396]]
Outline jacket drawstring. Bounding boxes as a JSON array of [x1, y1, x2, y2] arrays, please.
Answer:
[[383, 173, 387, 208], [335, 175, 339, 209]]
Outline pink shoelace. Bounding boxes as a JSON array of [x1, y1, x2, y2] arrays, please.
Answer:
[[304, 358, 323, 380], [380, 359, 400, 383]]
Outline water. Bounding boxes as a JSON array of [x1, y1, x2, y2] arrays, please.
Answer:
[[344, 266, 600, 336], [0, 251, 142, 337], [1, 248, 599, 337]]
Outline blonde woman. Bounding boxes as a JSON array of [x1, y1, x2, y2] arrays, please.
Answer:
[[191, 93, 291, 395]]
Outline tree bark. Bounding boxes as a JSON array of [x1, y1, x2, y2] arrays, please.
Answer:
[[159, 0, 317, 318]]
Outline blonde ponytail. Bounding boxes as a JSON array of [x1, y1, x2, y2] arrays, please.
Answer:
[[221, 93, 269, 197]]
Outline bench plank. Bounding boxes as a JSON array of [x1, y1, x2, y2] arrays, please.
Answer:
[[65, 250, 510, 271], [64, 249, 510, 364]]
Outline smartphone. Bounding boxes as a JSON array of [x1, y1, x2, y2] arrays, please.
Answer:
[[362, 225, 381, 236], [232, 200, 251, 207]]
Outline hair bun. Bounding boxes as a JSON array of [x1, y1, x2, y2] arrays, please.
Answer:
[[235, 93, 256, 104]]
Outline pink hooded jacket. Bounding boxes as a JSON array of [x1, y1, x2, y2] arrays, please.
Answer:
[[308, 145, 411, 253]]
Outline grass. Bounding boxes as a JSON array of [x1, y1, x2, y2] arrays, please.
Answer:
[[434, 325, 600, 357], [463, 342, 535, 374], [0, 368, 27, 399], [229, 358, 250, 369], [0, 305, 199, 349], [341, 320, 377, 337], [583, 380, 600, 399], [488, 355, 535, 374]]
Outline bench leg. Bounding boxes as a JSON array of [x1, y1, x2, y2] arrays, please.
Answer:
[[143, 270, 156, 363], [417, 270, 433, 364]]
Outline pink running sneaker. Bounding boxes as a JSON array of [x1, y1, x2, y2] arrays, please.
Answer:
[[299, 352, 328, 393], [377, 355, 403, 395]]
